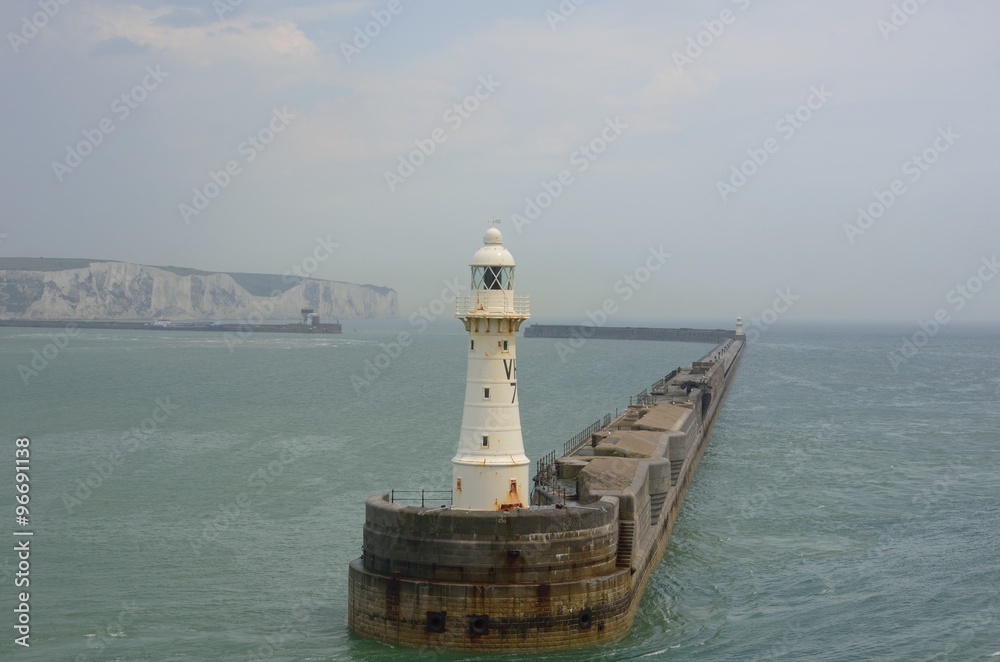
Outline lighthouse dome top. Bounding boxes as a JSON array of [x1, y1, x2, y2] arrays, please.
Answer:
[[470, 227, 516, 267]]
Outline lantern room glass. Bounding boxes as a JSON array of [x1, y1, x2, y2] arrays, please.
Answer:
[[471, 265, 514, 291]]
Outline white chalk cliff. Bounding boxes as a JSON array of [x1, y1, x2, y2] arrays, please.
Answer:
[[0, 260, 397, 321]]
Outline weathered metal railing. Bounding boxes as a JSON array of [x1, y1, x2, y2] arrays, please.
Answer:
[[630, 388, 655, 407], [534, 450, 557, 484], [562, 413, 613, 456], [389, 490, 453, 507], [651, 368, 682, 394], [531, 450, 561, 503]]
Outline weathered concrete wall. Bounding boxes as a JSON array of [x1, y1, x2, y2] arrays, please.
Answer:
[[361, 495, 619, 584], [349, 495, 646, 651], [349, 557, 636, 651]]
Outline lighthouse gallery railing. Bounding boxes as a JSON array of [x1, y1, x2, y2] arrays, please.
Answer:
[[456, 293, 530, 317]]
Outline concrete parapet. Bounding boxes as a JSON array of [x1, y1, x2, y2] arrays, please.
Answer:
[[631, 401, 692, 432], [557, 458, 588, 479], [646, 458, 672, 497], [349, 495, 642, 651], [667, 433, 688, 460], [362, 495, 620, 584]]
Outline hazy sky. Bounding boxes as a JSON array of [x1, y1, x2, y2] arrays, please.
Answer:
[[2, 0, 998, 325]]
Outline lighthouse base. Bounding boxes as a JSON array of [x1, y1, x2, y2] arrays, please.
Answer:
[[347, 497, 636, 651], [451, 459, 529, 510]]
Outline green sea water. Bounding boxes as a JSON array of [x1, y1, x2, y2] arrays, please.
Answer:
[[1, 321, 998, 661]]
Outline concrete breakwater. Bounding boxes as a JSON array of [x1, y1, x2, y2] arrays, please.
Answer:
[[348, 334, 745, 651], [524, 324, 734, 344]]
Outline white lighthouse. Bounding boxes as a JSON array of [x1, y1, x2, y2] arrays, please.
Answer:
[[452, 226, 531, 510]]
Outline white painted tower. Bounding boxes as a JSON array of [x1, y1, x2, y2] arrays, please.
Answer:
[[735, 316, 745, 338], [452, 226, 531, 510]]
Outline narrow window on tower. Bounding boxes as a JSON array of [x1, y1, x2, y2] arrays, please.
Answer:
[[470, 339, 475, 351], [482, 435, 490, 448], [483, 387, 490, 399], [502, 340, 509, 351]]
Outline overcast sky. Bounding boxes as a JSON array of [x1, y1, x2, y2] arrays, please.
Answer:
[[2, 0, 998, 325]]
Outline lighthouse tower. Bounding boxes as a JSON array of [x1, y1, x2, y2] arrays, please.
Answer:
[[452, 227, 530, 510]]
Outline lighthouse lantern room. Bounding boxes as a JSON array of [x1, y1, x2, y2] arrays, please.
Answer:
[[452, 226, 531, 510]]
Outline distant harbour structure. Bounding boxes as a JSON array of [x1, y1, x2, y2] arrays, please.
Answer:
[[348, 227, 746, 651], [301, 308, 320, 326], [523, 324, 734, 344]]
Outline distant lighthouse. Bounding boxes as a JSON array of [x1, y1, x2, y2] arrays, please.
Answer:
[[452, 226, 530, 510]]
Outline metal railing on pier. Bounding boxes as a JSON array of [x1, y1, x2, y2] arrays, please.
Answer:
[[532, 450, 569, 504], [534, 450, 557, 483], [632, 369, 685, 405], [389, 490, 453, 507], [630, 388, 654, 407], [651, 368, 682, 394], [562, 413, 613, 456]]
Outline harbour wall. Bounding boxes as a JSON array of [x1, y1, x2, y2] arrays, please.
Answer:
[[523, 324, 733, 344]]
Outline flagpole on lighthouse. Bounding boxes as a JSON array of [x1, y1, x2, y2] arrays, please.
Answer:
[[452, 225, 531, 511]]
